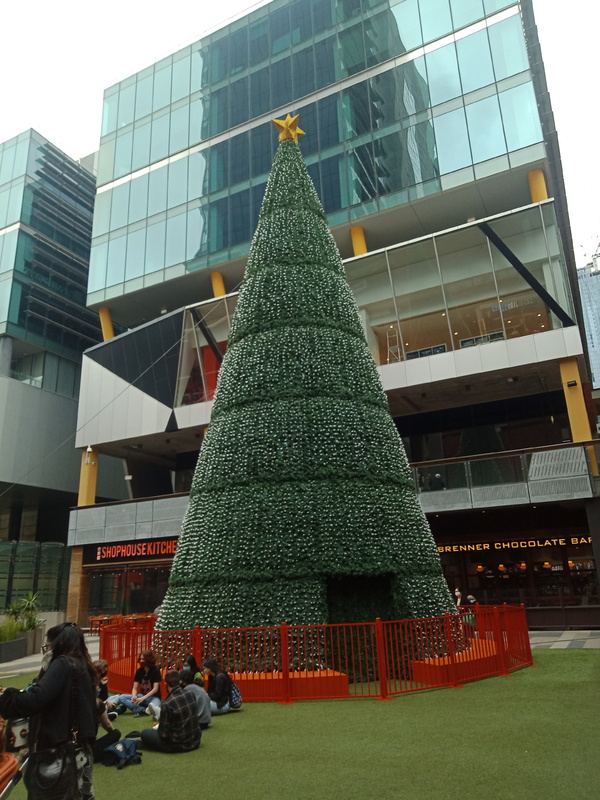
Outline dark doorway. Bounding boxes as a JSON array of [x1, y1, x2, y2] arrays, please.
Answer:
[[326, 573, 394, 623]]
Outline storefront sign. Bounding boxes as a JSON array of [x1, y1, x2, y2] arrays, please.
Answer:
[[438, 536, 592, 554], [83, 537, 178, 565]]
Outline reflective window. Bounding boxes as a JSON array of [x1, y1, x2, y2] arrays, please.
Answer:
[[433, 107, 472, 173], [170, 105, 190, 155], [499, 82, 542, 151], [370, 59, 430, 128], [153, 64, 172, 112], [250, 67, 271, 118], [348, 143, 377, 204], [209, 141, 228, 192], [318, 95, 341, 149], [186, 207, 207, 260], [314, 37, 336, 89], [313, 0, 333, 32], [230, 189, 251, 246], [484, 0, 513, 12], [367, 11, 404, 65], [135, 74, 153, 120], [191, 47, 208, 93], [450, 0, 484, 28], [96, 139, 115, 186], [168, 158, 188, 209], [92, 191, 111, 237], [0, 229, 18, 274], [320, 154, 344, 213], [342, 83, 371, 139], [0, 188, 9, 228], [109, 182, 130, 231], [426, 43, 462, 106], [457, 29, 494, 94], [165, 212, 187, 267], [489, 15, 529, 80], [131, 122, 151, 171], [117, 84, 135, 129], [209, 196, 228, 252], [210, 36, 228, 82], [150, 115, 170, 163], [230, 77, 249, 128], [0, 146, 15, 184], [145, 220, 166, 273], [113, 132, 133, 179], [290, 0, 313, 43], [375, 132, 406, 196], [230, 28, 249, 74], [106, 235, 126, 286], [402, 121, 439, 185], [420, 0, 453, 42], [88, 242, 108, 293], [210, 86, 229, 136], [293, 46, 316, 99], [229, 132, 249, 186], [338, 23, 366, 77], [148, 165, 168, 217], [125, 228, 146, 281], [466, 94, 506, 162], [129, 174, 149, 224], [437, 226, 501, 349], [101, 93, 118, 137], [188, 151, 208, 202], [249, 18, 269, 66], [270, 6, 291, 54], [390, 0, 423, 52], [295, 102, 318, 155], [172, 55, 191, 103], [189, 97, 206, 146], [271, 56, 293, 109], [251, 125, 275, 177]]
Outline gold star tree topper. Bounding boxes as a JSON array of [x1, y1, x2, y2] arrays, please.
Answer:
[[272, 113, 305, 143]]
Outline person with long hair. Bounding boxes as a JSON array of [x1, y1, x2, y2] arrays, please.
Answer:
[[106, 649, 161, 717], [202, 658, 232, 716], [0, 622, 97, 799], [182, 654, 202, 681]]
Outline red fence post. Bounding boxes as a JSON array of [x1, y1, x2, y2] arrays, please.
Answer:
[[492, 606, 510, 676], [374, 617, 389, 700], [279, 621, 293, 704], [444, 613, 461, 688]]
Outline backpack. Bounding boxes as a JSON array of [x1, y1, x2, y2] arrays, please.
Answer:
[[101, 739, 142, 769], [230, 681, 243, 710]]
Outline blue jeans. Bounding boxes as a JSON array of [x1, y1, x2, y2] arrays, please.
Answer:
[[209, 700, 230, 716], [108, 694, 161, 713]]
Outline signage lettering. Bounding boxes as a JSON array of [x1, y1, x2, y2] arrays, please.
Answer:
[[85, 537, 178, 565], [438, 536, 591, 554]]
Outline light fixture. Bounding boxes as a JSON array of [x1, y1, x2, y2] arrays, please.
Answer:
[[498, 563, 506, 571], [568, 560, 575, 568], [124, 475, 133, 481], [543, 561, 551, 569], [537, 313, 542, 317], [519, 561, 527, 570], [441, 312, 446, 317], [507, 319, 511, 323], [389, 325, 394, 329], [476, 564, 485, 572], [567, 380, 577, 387]]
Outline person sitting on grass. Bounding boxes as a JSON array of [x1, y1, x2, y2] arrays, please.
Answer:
[[140, 670, 200, 753], [179, 669, 211, 730], [106, 650, 162, 717], [182, 654, 203, 681], [202, 658, 232, 716]]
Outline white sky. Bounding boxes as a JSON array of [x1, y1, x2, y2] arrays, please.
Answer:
[[0, 0, 597, 265]]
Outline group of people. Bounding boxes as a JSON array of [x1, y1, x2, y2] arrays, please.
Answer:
[[0, 622, 237, 799]]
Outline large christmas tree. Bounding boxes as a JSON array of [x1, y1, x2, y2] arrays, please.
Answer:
[[158, 115, 455, 631]]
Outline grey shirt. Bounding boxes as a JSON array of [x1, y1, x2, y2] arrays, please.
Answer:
[[183, 683, 211, 727]]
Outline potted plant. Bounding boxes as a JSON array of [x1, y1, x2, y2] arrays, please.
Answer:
[[0, 618, 27, 663], [17, 592, 45, 656]]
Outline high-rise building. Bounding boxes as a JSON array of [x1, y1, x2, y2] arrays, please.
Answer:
[[577, 253, 600, 391], [69, 0, 600, 628], [0, 130, 125, 609]]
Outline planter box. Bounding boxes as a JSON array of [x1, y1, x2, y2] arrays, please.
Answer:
[[0, 636, 27, 663]]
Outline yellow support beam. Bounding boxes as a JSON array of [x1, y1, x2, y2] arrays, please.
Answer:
[[210, 271, 226, 297], [98, 307, 115, 341], [528, 169, 548, 203], [350, 226, 367, 256], [78, 448, 98, 507], [66, 546, 90, 626], [559, 358, 598, 474]]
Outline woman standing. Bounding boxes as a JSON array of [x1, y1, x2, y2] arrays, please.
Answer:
[[0, 622, 97, 799], [202, 658, 232, 716]]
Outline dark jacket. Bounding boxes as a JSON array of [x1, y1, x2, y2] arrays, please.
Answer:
[[207, 673, 232, 709], [0, 656, 96, 749]]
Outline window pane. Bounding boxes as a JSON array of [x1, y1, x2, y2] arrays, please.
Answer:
[[466, 94, 506, 162], [342, 82, 371, 139], [489, 15, 529, 80], [230, 77, 249, 128], [109, 182, 130, 231], [113, 132, 133, 178], [338, 24, 366, 77], [88, 242, 108, 293], [457, 29, 494, 94], [295, 102, 318, 155], [250, 67, 271, 117], [92, 191, 111, 237], [250, 124, 275, 177], [270, 6, 291, 54], [117, 84, 135, 129], [375, 132, 406, 195], [167, 158, 188, 209], [106, 235, 126, 286], [209, 86, 229, 136], [229, 189, 251, 246], [209, 197, 229, 252], [150, 115, 170, 163], [229, 132, 249, 185], [145, 220, 166, 273], [290, 0, 313, 43], [420, 0, 453, 42], [499, 82, 542, 151], [321, 154, 344, 213], [388, 1, 421, 52], [172, 55, 191, 103], [153, 65, 172, 112], [318, 94, 341, 149], [188, 151, 208, 202], [0, 188, 9, 228], [271, 56, 292, 109], [426, 43, 462, 106], [131, 122, 151, 171], [347, 143, 377, 204], [400, 121, 439, 185], [293, 46, 316, 99], [367, 11, 403, 66], [101, 93, 118, 136], [433, 107, 472, 173], [249, 18, 269, 66], [0, 146, 15, 184], [230, 28, 248, 74], [186, 207, 208, 260], [170, 105, 190, 155], [148, 165, 168, 217], [165, 212, 187, 267], [129, 173, 149, 223], [191, 46, 208, 93], [450, 0, 484, 28], [125, 228, 146, 281], [484, 0, 513, 13], [209, 141, 228, 192], [314, 37, 336, 89], [135, 75, 153, 120], [189, 97, 206, 146], [210, 36, 228, 81]]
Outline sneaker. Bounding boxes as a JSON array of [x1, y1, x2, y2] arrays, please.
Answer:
[[116, 704, 128, 715], [146, 703, 160, 721], [107, 711, 118, 722]]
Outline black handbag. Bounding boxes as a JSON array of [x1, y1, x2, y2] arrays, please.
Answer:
[[24, 659, 80, 800]]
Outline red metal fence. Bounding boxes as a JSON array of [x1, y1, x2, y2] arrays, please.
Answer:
[[100, 604, 532, 702]]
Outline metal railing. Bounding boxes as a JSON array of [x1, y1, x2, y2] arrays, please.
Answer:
[[100, 604, 532, 702]]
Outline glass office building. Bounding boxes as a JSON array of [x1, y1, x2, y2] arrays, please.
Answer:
[[70, 0, 600, 627]]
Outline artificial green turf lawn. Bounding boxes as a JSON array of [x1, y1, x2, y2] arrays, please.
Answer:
[[3, 651, 599, 800]]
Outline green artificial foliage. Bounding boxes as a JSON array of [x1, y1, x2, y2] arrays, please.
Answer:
[[158, 138, 456, 631]]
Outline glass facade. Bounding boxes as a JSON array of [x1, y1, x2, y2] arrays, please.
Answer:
[[0, 130, 101, 387], [89, 0, 538, 297]]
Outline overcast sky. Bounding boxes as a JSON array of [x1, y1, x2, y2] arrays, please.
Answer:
[[0, 0, 596, 265]]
